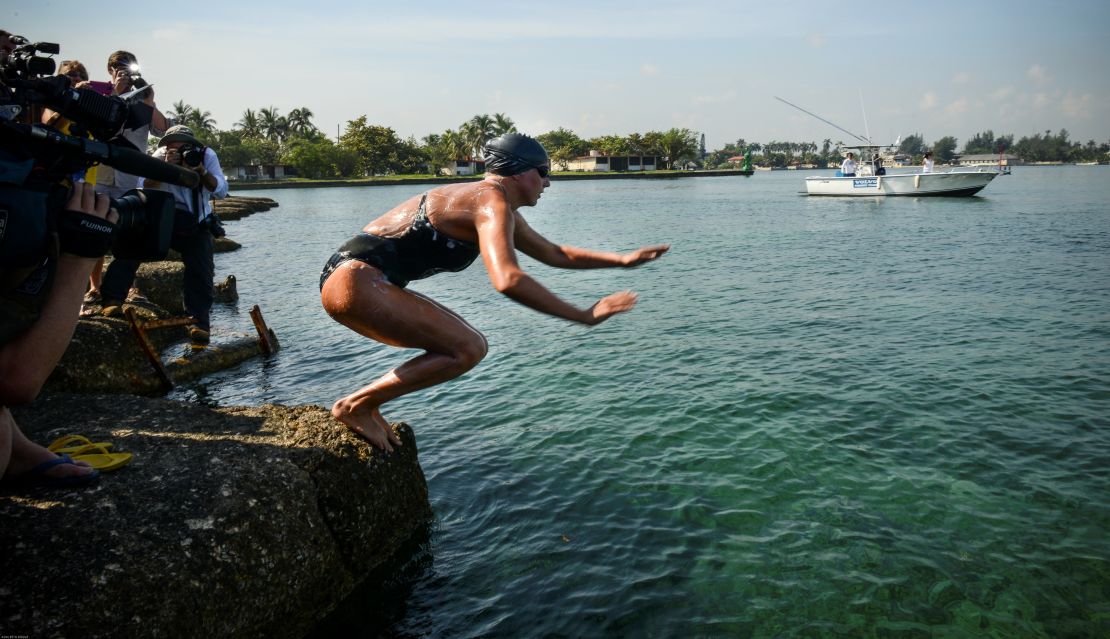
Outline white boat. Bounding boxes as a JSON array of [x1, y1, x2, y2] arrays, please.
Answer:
[[774, 97, 1002, 197], [805, 145, 999, 197]]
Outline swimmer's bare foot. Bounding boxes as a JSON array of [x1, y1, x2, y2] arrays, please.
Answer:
[[370, 408, 404, 449], [331, 400, 402, 452]]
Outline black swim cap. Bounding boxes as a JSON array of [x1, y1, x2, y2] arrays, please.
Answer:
[[483, 133, 549, 176]]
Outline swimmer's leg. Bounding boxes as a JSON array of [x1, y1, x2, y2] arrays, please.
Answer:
[[321, 261, 488, 452]]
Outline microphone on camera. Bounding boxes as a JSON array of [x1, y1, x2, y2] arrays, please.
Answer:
[[104, 142, 199, 188], [21, 123, 200, 188]]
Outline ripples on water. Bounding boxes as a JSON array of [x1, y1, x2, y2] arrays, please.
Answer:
[[178, 168, 1110, 637]]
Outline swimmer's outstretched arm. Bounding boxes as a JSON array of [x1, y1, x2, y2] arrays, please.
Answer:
[[512, 214, 669, 269], [477, 204, 642, 325]]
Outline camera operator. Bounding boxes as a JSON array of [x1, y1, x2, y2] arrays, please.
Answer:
[[0, 183, 116, 488], [100, 125, 227, 346]]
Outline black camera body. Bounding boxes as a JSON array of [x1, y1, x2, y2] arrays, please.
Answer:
[[4, 37, 59, 80], [129, 71, 148, 90], [0, 33, 199, 270], [180, 142, 205, 167]]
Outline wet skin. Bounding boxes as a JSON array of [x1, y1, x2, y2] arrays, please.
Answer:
[[321, 168, 669, 451]]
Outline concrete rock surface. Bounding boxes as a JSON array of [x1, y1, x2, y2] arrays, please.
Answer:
[[0, 394, 432, 639]]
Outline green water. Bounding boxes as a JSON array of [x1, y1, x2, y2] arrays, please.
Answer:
[[186, 167, 1109, 637]]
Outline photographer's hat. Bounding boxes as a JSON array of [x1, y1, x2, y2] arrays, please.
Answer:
[[159, 125, 200, 147]]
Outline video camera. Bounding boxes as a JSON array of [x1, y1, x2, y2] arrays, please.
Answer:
[[0, 32, 199, 269]]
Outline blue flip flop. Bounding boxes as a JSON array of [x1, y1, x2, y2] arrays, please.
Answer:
[[15, 453, 101, 489]]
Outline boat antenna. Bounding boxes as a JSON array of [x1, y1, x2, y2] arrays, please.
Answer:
[[858, 89, 871, 144], [774, 96, 870, 144]]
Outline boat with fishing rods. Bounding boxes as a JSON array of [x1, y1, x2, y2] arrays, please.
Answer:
[[776, 97, 1002, 197]]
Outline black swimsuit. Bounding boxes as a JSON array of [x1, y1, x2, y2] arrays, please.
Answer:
[[319, 194, 481, 289]]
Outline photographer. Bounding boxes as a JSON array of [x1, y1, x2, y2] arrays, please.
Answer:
[[95, 50, 167, 198], [1, 183, 116, 488], [100, 125, 227, 345]]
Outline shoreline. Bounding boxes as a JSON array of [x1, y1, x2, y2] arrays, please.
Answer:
[[228, 168, 754, 191]]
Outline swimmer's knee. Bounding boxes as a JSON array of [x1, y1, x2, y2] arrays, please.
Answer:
[[455, 334, 488, 369]]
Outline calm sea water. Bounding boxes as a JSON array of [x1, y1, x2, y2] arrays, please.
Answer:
[[176, 167, 1110, 637]]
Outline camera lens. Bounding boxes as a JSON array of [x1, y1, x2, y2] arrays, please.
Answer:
[[111, 192, 146, 232], [181, 145, 204, 166]]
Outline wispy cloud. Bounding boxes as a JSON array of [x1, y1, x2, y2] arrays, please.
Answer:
[[990, 86, 1015, 101], [807, 33, 826, 48], [1027, 64, 1050, 84], [641, 64, 659, 76], [920, 91, 938, 110], [952, 72, 970, 84], [944, 98, 970, 116]]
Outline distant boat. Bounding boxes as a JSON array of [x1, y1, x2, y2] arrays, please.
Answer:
[[774, 96, 1001, 197], [806, 145, 999, 197]]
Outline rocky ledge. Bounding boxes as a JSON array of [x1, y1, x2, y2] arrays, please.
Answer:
[[51, 195, 280, 395], [0, 394, 432, 638], [2, 194, 437, 637]]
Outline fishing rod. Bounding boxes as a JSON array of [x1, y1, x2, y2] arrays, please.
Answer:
[[774, 96, 871, 144]]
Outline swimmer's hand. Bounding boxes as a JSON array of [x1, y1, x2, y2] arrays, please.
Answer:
[[621, 244, 670, 267], [586, 291, 639, 325]]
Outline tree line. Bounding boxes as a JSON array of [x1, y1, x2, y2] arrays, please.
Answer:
[[161, 104, 704, 178], [165, 102, 1107, 178], [705, 130, 1108, 169]]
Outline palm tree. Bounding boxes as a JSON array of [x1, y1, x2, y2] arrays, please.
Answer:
[[169, 100, 193, 126], [258, 106, 288, 142], [185, 108, 217, 134], [235, 109, 262, 138], [287, 107, 317, 136], [421, 133, 450, 175], [464, 114, 496, 157], [441, 129, 467, 160], [492, 113, 516, 136]]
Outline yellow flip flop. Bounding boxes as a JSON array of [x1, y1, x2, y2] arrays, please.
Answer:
[[47, 435, 115, 455], [68, 443, 132, 472]]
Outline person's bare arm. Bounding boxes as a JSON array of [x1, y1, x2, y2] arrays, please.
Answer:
[[513, 215, 669, 269], [476, 193, 641, 325], [0, 184, 116, 404]]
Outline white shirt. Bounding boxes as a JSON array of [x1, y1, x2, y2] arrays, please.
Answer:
[[841, 158, 856, 175], [922, 157, 934, 173], [139, 146, 229, 222]]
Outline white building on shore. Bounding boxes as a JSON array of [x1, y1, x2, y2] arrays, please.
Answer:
[[565, 150, 661, 172], [955, 153, 1023, 167]]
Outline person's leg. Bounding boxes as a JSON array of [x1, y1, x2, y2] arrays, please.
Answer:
[[87, 257, 104, 294], [99, 257, 140, 306], [79, 257, 106, 316], [1, 406, 94, 481], [321, 261, 488, 451], [0, 407, 12, 479], [174, 230, 214, 331]]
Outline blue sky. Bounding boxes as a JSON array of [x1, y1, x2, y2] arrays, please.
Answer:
[[8, 1, 1109, 150]]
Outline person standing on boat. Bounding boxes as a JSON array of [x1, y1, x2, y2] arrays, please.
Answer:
[[318, 133, 669, 452], [873, 152, 886, 176], [922, 151, 935, 173], [840, 152, 856, 177]]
